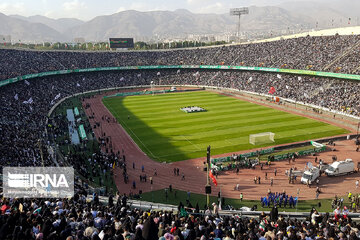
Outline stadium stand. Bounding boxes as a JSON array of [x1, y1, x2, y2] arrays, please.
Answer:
[[1, 189, 360, 239], [2, 35, 360, 81], [1, 69, 359, 177], [1, 34, 360, 239]]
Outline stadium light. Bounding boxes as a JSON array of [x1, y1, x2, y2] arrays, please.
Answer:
[[230, 7, 249, 42]]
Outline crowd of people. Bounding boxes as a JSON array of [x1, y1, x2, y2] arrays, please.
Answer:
[[0, 70, 155, 181], [1, 69, 360, 175], [2, 189, 360, 239], [159, 70, 360, 116], [1, 34, 360, 239], [1, 36, 360, 174], [1, 34, 360, 81]]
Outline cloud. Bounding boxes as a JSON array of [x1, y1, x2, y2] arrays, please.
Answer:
[[62, 0, 86, 18], [63, 0, 85, 11], [117, 7, 126, 13], [0, 2, 26, 15], [185, 0, 227, 13], [44, 10, 56, 18], [198, 2, 226, 13], [187, 0, 208, 5], [129, 2, 167, 12], [115, 2, 168, 13]]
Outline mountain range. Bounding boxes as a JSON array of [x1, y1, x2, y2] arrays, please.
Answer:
[[0, 0, 359, 43]]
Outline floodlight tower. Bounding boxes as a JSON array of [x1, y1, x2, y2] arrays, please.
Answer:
[[230, 7, 249, 42]]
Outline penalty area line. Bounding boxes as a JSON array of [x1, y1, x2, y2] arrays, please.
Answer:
[[181, 135, 202, 151], [105, 103, 159, 160]]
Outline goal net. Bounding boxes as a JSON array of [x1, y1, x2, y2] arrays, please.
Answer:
[[249, 132, 275, 145]]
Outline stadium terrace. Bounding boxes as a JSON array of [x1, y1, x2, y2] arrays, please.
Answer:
[[1, 34, 360, 240]]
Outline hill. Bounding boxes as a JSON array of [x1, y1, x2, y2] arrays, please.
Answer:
[[0, 0, 358, 42], [10, 14, 84, 33], [0, 13, 64, 42]]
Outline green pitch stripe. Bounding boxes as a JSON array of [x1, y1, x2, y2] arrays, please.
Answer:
[[123, 99, 261, 114], [103, 91, 349, 162], [134, 115, 308, 136], [140, 121, 331, 148], [126, 108, 283, 127]]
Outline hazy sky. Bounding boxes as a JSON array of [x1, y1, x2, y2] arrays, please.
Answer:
[[0, 0, 328, 20]]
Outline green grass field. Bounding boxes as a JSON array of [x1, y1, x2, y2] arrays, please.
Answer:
[[103, 91, 349, 162]]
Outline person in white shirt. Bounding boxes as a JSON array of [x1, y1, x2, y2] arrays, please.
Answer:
[[311, 210, 320, 225], [334, 206, 341, 221]]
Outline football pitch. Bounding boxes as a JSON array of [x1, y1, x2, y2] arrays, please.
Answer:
[[103, 91, 349, 162]]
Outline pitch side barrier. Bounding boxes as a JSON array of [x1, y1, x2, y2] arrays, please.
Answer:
[[2, 64, 360, 88], [109, 198, 360, 219]]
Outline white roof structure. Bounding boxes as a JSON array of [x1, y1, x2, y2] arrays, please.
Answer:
[[251, 26, 360, 44]]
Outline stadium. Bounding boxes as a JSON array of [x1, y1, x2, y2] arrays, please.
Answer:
[[1, 5, 360, 239]]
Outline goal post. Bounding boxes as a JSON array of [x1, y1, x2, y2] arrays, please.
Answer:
[[249, 132, 275, 145]]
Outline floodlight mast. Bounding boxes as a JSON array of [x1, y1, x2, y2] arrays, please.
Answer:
[[230, 7, 249, 42]]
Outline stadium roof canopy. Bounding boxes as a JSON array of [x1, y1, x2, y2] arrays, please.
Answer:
[[252, 26, 360, 44]]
